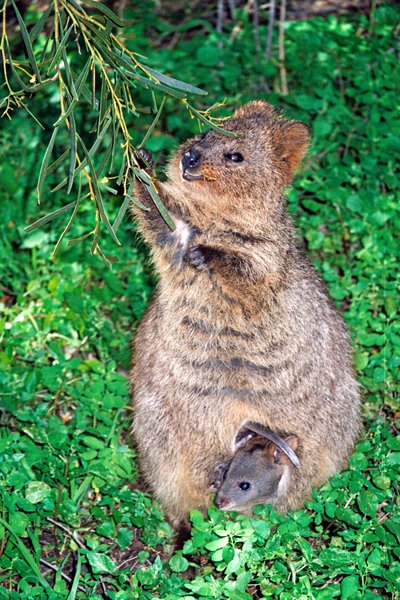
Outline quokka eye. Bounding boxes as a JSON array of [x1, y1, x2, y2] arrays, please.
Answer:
[[239, 481, 251, 491], [225, 152, 244, 163]]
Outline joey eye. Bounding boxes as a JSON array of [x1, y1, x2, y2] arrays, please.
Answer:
[[239, 481, 251, 491], [225, 152, 244, 163]]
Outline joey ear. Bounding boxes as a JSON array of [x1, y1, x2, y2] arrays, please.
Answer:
[[277, 121, 310, 177], [233, 430, 256, 451], [234, 101, 277, 120]]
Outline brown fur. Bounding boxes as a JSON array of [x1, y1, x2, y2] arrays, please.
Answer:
[[130, 101, 360, 527]]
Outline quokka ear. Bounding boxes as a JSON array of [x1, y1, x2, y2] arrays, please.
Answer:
[[277, 121, 310, 177], [233, 100, 278, 120]]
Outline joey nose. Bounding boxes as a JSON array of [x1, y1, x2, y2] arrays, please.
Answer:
[[214, 496, 229, 509], [182, 148, 201, 170]]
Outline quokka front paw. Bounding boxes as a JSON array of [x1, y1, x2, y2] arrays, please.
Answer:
[[134, 147, 155, 171], [185, 245, 211, 271]]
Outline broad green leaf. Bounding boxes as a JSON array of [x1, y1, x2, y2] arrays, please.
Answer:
[[86, 551, 115, 574], [25, 481, 51, 504]]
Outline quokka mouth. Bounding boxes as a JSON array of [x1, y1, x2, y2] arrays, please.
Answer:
[[182, 169, 205, 182]]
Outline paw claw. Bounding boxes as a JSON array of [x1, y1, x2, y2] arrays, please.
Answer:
[[135, 148, 154, 169], [186, 246, 208, 270]]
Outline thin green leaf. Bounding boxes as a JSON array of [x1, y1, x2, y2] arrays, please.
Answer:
[[10, 0, 41, 82], [47, 24, 74, 73], [134, 168, 175, 230], [51, 118, 111, 193], [37, 127, 59, 203], [24, 201, 77, 233], [68, 110, 77, 193], [185, 103, 240, 138], [75, 57, 92, 94], [97, 76, 108, 137], [96, 141, 113, 178], [6, 40, 31, 90], [112, 195, 131, 234], [47, 149, 70, 175], [143, 65, 207, 96], [39, 26, 54, 64], [77, 135, 121, 245], [81, 0, 129, 27], [90, 216, 100, 255], [95, 244, 117, 270], [117, 155, 126, 186], [53, 97, 77, 127], [140, 96, 166, 147], [53, 58, 92, 127], [113, 177, 149, 234], [103, 185, 118, 195], [62, 48, 78, 101], [0, 517, 50, 589], [30, 4, 53, 43], [66, 551, 82, 600], [67, 0, 84, 12], [90, 42, 186, 100], [52, 180, 84, 256], [67, 231, 93, 247], [21, 102, 45, 129]]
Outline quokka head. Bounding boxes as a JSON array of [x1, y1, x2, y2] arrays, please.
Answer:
[[166, 101, 310, 213]]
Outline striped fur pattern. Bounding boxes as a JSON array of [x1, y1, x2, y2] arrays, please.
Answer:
[[130, 101, 360, 527]]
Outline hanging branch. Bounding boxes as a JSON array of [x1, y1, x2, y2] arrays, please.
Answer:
[[0, 0, 232, 264]]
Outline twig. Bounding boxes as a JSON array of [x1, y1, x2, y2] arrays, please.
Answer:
[[278, 0, 288, 95], [265, 0, 276, 59], [216, 0, 224, 34], [227, 0, 236, 19], [46, 517, 85, 549], [39, 558, 86, 593], [253, 0, 261, 55]]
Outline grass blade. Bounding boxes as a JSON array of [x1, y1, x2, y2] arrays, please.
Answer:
[[37, 127, 59, 203], [0, 517, 50, 589], [24, 201, 77, 233], [66, 551, 82, 600], [10, 0, 41, 82]]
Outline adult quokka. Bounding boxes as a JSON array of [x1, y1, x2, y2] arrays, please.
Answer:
[[130, 101, 360, 533]]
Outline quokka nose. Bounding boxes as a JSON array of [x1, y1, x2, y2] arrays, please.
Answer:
[[182, 148, 201, 170]]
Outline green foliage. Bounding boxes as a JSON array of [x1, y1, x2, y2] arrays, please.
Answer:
[[0, 3, 399, 598]]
